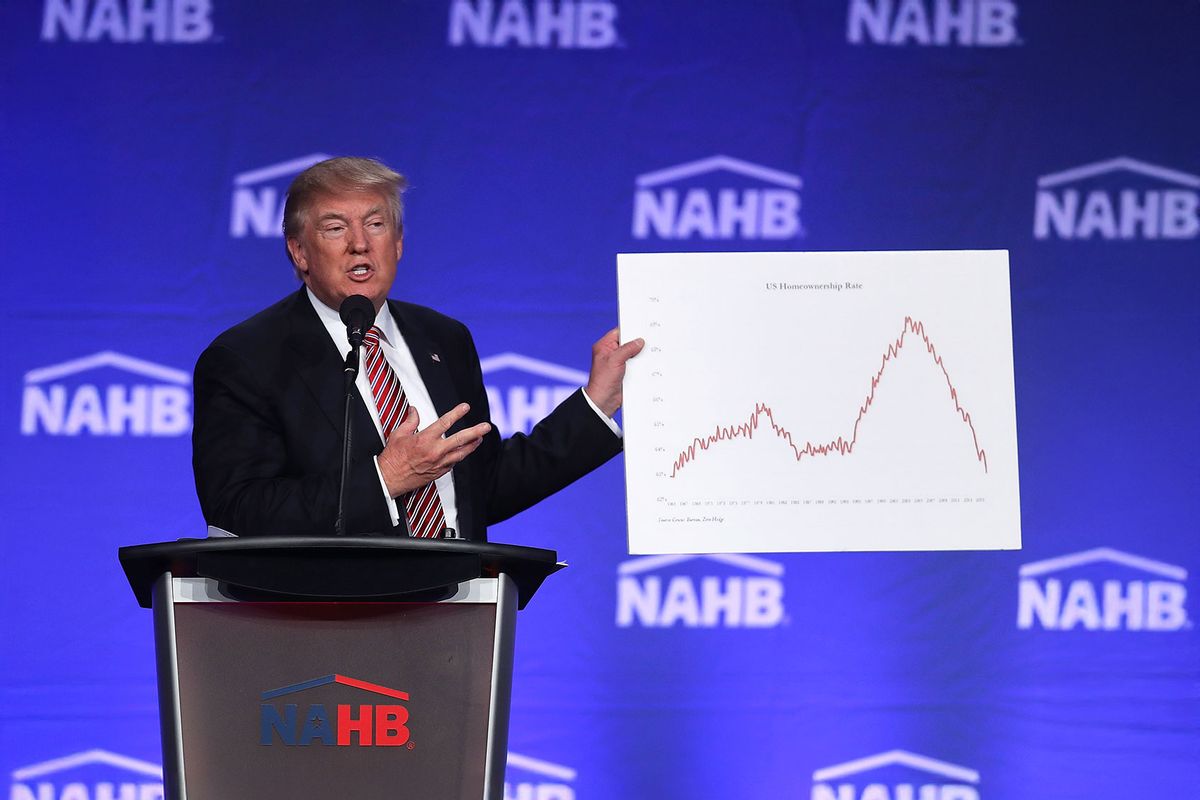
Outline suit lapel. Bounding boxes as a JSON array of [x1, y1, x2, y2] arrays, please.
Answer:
[[285, 290, 382, 452], [389, 300, 459, 425]]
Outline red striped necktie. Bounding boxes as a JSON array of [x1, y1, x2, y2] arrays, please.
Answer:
[[362, 326, 447, 538]]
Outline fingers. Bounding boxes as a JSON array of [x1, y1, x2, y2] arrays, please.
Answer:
[[412, 407, 489, 458], [426, 402, 473, 436], [377, 407, 490, 497], [442, 428, 488, 459], [396, 405, 420, 436], [585, 326, 646, 417], [614, 336, 646, 361], [443, 421, 492, 449], [593, 328, 645, 361], [393, 404, 485, 444], [592, 328, 626, 356], [417, 427, 486, 473]]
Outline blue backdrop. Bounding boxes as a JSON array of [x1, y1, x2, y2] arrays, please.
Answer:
[[2, 1, 1197, 798]]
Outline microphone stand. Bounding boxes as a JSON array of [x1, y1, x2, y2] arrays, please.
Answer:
[[334, 344, 360, 537]]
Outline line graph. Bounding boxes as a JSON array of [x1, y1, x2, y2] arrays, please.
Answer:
[[669, 317, 989, 478], [618, 250, 1021, 555]]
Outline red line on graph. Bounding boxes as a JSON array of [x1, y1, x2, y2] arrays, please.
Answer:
[[669, 317, 988, 477]]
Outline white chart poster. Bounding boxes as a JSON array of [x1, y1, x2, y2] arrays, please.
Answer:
[[617, 251, 1021, 555]]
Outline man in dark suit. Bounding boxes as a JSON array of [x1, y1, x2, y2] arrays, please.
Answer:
[[193, 157, 642, 540]]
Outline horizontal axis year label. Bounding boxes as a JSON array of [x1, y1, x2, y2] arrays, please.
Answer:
[[656, 497, 987, 507]]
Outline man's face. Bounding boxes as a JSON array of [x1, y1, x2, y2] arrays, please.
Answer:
[[287, 190, 402, 311]]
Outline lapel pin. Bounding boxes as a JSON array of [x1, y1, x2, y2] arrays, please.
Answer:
[[430, 353, 441, 363]]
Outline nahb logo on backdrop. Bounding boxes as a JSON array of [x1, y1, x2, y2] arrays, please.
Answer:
[[9, 749, 163, 800], [448, 0, 619, 49], [21, 352, 191, 437], [847, 0, 1020, 47], [617, 553, 786, 628], [1018, 547, 1190, 632], [481, 353, 584, 438], [230, 153, 333, 239], [1034, 157, 1200, 240], [506, 753, 576, 800], [41, 0, 215, 43], [632, 155, 802, 241], [260, 674, 412, 747], [812, 750, 981, 800]]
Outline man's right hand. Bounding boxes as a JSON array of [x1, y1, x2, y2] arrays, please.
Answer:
[[376, 403, 491, 496]]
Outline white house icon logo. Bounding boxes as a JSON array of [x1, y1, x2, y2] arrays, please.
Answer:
[[22, 352, 192, 437], [481, 353, 587, 438], [506, 752, 576, 800], [811, 750, 980, 800], [1018, 547, 1189, 632], [616, 553, 785, 629], [10, 749, 163, 800], [1034, 156, 1200, 240], [230, 153, 333, 238], [632, 155, 803, 241]]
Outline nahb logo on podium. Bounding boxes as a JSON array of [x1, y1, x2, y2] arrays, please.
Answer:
[[506, 752, 577, 800], [448, 0, 620, 49], [9, 749, 163, 800], [21, 352, 191, 437], [1017, 547, 1190, 632], [632, 155, 803, 241], [41, 0, 215, 43], [811, 750, 981, 800], [847, 0, 1020, 47], [481, 353, 584, 438], [260, 673, 412, 747], [230, 153, 333, 239], [1034, 157, 1200, 240], [616, 553, 786, 629]]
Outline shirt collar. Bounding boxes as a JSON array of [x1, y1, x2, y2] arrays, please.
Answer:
[[305, 287, 399, 346]]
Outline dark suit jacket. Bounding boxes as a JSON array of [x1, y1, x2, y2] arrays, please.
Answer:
[[192, 289, 622, 540]]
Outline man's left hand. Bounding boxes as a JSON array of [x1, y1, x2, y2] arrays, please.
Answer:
[[584, 328, 645, 417]]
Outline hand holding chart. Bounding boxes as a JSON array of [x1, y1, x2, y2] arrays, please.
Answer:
[[617, 251, 1021, 554]]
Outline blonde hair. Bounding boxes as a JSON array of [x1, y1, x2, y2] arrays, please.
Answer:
[[283, 157, 408, 267]]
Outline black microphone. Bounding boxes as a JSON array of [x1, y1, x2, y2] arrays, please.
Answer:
[[339, 294, 376, 349], [335, 295, 375, 537]]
